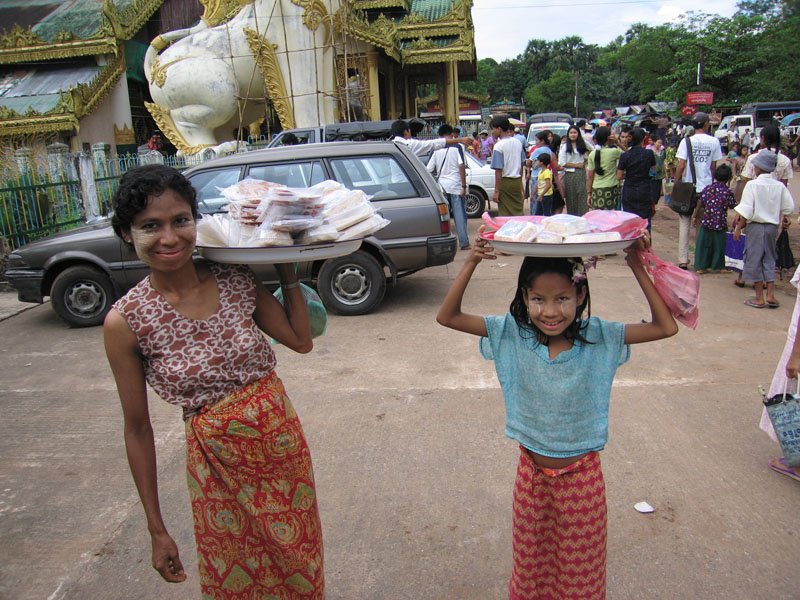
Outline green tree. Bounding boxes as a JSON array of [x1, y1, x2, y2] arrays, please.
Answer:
[[524, 70, 576, 114]]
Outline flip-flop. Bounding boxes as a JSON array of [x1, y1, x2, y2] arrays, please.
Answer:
[[734, 280, 745, 288], [766, 300, 780, 308], [678, 263, 688, 270], [695, 269, 708, 274], [768, 457, 800, 481], [744, 298, 765, 308]]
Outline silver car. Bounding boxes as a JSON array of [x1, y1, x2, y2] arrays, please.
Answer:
[[6, 141, 456, 326]]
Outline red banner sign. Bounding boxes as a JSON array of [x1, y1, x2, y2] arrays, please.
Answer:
[[686, 92, 714, 105], [681, 104, 697, 117]]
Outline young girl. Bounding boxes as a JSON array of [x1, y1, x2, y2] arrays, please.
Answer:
[[691, 163, 736, 274], [586, 126, 623, 211], [436, 232, 678, 600]]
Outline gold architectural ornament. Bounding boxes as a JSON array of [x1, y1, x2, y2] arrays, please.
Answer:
[[101, 0, 165, 41], [406, 37, 436, 50], [0, 114, 80, 137], [53, 30, 76, 43], [199, 0, 253, 27], [338, 10, 400, 61], [244, 27, 296, 130], [397, 0, 471, 39], [71, 51, 127, 118], [114, 123, 136, 145], [150, 56, 186, 88], [144, 101, 210, 155], [0, 24, 44, 48], [352, 0, 409, 10], [289, 0, 331, 40]]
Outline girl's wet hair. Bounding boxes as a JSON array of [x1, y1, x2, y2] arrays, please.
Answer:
[[111, 165, 198, 242], [510, 256, 592, 346]]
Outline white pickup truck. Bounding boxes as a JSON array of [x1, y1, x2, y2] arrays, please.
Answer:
[[715, 114, 755, 151]]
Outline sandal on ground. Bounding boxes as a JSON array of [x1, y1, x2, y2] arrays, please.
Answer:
[[678, 263, 688, 270], [719, 268, 733, 273], [734, 280, 745, 288], [768, 457, 800, 481], [766, 300, 780, 308], [695, 269, 708, 274], [744, 298, 765, 308]]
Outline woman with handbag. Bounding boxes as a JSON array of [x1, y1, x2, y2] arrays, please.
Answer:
[[103, 165, 325, 597], [761, 261, 800, 482]]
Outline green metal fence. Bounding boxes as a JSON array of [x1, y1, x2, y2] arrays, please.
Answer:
[[0, 173, 84, 250], [0, 152, 195, 251]]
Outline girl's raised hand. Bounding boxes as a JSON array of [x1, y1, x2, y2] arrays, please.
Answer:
[[471, 225, 497, 262], [623, 232, 650, 268]]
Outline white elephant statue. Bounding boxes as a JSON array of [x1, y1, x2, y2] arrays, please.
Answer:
[[144, 0, 339, 157]]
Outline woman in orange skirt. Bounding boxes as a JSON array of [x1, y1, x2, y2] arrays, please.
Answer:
[[104, 165, 323, 598]]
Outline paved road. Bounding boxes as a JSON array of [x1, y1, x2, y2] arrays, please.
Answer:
[[1, 220, 799, 600]]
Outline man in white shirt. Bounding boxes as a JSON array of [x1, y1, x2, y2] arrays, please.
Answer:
[[733, 151, 795, 308], [490, 116, 526, 215], [673, 112, 723, 268], [427, 124, 470, 249], [390, 119, 471, 160]]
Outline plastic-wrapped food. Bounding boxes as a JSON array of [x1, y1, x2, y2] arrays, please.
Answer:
[[297, 222, 340, 244], [583, 210, 647, 239], [535, 230, 564, 244], [248, 227, 293, 247], [308, 180, 344, 196], [327, 201, 376, 231], [218, 178, 276, 203], [542, 214, 591, 236], [268, 215, 325, 233], [495, 220, 541, 242], [337, 214, 390, 241], [563, 231, 622, 243], [320, 189, 372, 218]]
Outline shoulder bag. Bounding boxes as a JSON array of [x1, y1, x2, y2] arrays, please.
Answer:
[[669, 136, 698, 216]]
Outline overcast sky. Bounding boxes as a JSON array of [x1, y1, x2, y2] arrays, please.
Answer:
[[471, 0, 739, 62]]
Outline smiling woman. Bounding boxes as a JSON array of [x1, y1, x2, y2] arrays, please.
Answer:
[[103, 165, 325, 598]]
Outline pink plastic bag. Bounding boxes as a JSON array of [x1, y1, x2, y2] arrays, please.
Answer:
[[638, 249, 700, 329], [584, 210, 648, 240], [481, 212, 543, 236]]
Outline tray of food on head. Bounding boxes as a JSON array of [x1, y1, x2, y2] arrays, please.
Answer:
[[479, 211, 646, 257], [197, 239, 365, 264], [195, 178, 389, 264]]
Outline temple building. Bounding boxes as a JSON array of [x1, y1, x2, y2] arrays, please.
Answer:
[[0, 0, 476, 157]]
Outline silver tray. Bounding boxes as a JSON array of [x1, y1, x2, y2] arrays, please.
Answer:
[[485, 236, 639, 257], [197, 239, 363, 264]]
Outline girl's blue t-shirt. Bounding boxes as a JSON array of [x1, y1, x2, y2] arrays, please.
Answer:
[[480, 314, 630, 458]]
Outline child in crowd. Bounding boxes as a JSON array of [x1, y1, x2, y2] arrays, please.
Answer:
[[733, 151, 795, 308], [436, 233, 678, 600], [535, 153, 554, 216], [691, 163, 737, 274]]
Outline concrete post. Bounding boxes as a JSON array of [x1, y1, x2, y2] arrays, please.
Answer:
[[46, 142, 71, 182], [14, 147, 32, 177]]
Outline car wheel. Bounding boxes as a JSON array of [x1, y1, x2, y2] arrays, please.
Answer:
[[317, 250, 386, 316], [51, 265, 116, 328], [465, 187, 486, 218]]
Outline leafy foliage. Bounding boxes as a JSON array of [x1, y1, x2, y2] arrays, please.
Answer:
[[471, 1, 800, 114]]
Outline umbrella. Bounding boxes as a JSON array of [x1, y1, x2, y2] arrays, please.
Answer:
[[508, 117, 525, 127], [780, 112, 800, 127]]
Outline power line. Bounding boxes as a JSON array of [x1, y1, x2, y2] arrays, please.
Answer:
[[474, 0, 661, 9]]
